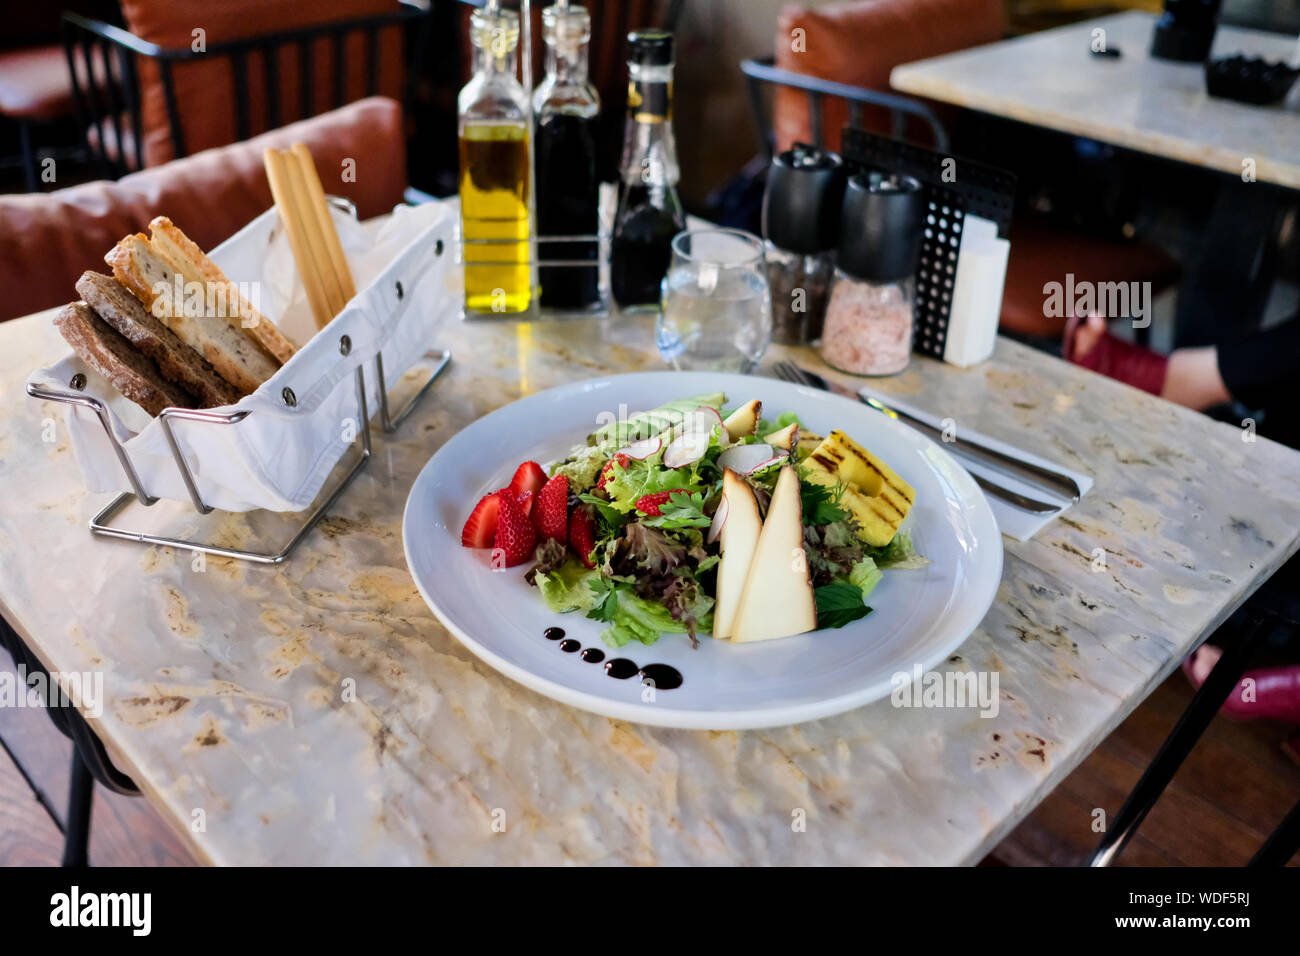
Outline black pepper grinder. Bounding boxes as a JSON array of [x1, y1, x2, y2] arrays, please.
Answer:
[[819, 172, 925, 377], [761, 143, 845, 345]]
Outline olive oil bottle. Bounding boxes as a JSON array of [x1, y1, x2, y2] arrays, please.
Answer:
[[459, 6, 531, 314]]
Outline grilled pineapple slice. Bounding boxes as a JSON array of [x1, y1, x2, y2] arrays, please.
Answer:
[[802, 430, 914, 546], [795, 429, 823, 461]]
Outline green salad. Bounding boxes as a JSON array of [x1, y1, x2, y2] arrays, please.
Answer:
[[517, 392, 927, 649]]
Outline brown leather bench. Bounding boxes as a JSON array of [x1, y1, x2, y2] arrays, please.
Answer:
[[0, 96, 407, 323]]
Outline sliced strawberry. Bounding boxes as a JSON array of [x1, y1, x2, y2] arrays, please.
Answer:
[[508, 461, 547, 499], [595, 453, 630, 493], [634, 491, 676, 516], [568, 505, 597, 569], [492, 491, 537, 568], [533, 474, 569, 541], [460, 491, 502, 548], [515, 488, 534, 519]]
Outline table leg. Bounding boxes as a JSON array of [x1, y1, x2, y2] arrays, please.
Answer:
[[62, 750, 93, 867], [1089, 611, 1271, 866], [1249, 794, 1300, 867]]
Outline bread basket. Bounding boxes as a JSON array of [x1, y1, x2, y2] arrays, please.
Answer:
[[26, 199, 457, 562]]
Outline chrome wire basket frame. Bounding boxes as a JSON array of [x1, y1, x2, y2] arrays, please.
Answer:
[[26, 346, 451, 565]]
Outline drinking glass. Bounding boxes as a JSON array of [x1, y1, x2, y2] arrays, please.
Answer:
[[656, 228, 772, 372]]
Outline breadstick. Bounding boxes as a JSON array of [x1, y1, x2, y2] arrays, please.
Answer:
[[290, 142, 356, 303], [282, 151, 347, 318], [264, 148, 332, 329]]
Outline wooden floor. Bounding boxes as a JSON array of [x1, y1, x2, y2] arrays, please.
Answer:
[[990, 670, 1300, 866], [0, 650, 197, 866], [1, 648, 1296, 866]]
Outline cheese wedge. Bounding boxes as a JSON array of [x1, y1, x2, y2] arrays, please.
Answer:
[[713, 469, 763, 641], [731, 465, 817, 642], [722, 399, 761, 441]]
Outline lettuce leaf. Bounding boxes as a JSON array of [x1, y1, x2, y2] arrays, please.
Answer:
[[587, 582, 691, 648], [603, 454, 698, 513], [587, 392, 726, 447], [532, 559, 600, 613], [802, 519, 865, 587], [849, 557, 883, 600], [867, 532, 929, 570], [550, 445, 607, 492], [640, 490, 711, 530]]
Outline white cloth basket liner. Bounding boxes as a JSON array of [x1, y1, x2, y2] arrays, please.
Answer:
[[28, 200, 458, 513]]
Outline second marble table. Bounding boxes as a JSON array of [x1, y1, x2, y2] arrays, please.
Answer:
[[891, 11, 1300, 188]]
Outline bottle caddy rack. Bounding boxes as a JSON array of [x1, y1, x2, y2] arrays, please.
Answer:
[[27, 346, 452, 565], [461, 0, 608, 320]]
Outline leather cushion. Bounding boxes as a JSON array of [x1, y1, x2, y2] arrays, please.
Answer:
[[0, 96, 407, 322], [0, 45, 78, 121], [773, 0, 1005, 152], [1000, 218, 1181, 339], [120, 0, 405, 167]]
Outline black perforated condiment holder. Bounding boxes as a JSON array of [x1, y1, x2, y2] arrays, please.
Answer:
[[840, 128, 1017, 360]]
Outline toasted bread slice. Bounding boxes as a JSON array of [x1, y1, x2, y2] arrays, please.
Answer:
[[105, 234, 277, 396], [148, 216, 298, 365], [53, 301, 196, 417], [76, 271, 241, 408]]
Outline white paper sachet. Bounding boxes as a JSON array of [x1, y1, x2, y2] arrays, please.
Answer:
[[943, 213, 1009, 368]]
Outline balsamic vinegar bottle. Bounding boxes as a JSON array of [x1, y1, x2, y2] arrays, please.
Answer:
[[533, 2, 602, 310], [610, 30, 685, 312]]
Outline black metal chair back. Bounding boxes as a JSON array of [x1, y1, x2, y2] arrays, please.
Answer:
[[60, 2, 430, 178], [739, 56, 950, 160]]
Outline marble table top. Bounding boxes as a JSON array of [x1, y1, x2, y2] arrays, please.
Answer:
[[3, 304, 1300, 865], [891, 11, 1300, 189]]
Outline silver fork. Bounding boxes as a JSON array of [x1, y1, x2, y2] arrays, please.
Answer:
[[772, 360, 1062, 516]]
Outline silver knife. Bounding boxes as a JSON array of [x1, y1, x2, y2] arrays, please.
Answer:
[[858, 399, 1062, 514], [773, 361, 1067, 515], [860, 395, 1082, 502], [967, 471, 1060, 514]]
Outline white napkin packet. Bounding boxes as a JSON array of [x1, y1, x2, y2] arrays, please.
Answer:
[[29, 200, 458, 513], [943, 213, 1009, 368], [857, 384, 1093, 542]]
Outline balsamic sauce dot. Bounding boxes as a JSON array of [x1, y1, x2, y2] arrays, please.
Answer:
[[604, 658, 640, 679], [543, 627, 566, 641], [580, 648, 605, 664], [639, 663, 683, 690], [558, 639, 581, 653]]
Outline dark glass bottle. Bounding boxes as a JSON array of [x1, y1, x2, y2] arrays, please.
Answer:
[[610, 30, 684, 311], [534, 2, 601, 310]]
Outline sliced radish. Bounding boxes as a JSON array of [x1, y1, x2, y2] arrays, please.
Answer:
[[663, 431, 711, 468], [717, 443, 777, 475], [680, 406, 724, 434], [616, 436, 662, 460], [707, 494, 729, 544], [748, 455, 786, 474]]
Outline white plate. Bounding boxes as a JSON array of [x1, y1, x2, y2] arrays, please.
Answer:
[[402, 371, 1002, 730]]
